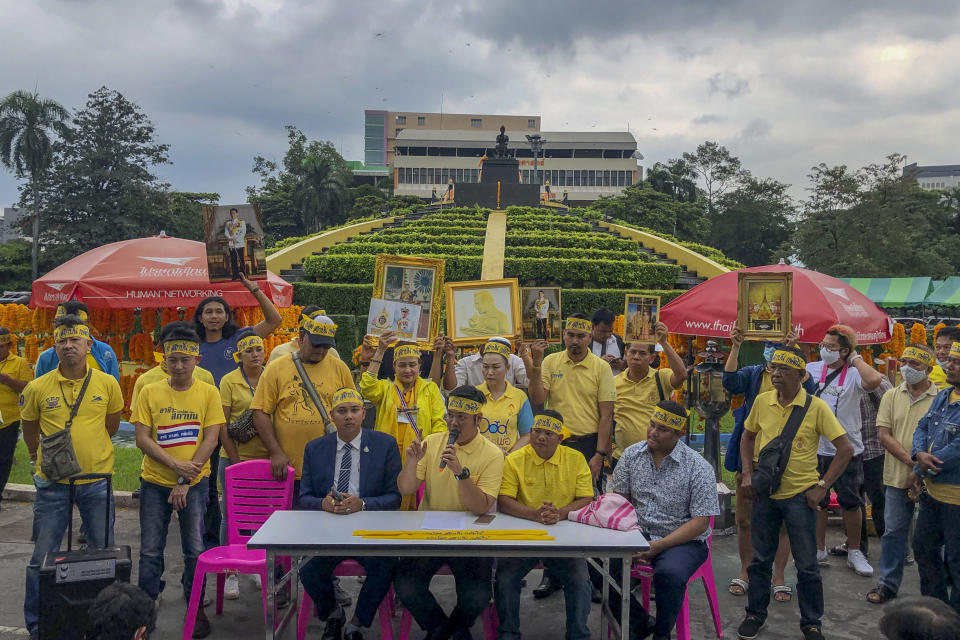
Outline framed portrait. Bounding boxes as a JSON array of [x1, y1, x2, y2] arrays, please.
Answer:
[[520, 287, 562, 343], [737, 272, 793, 341], [372, 254, 445, 346], [202, 204, 267, 282], [445, 278, 521, 345], [624, 294, 660, 343]]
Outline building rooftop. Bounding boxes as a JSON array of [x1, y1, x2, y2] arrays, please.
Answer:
[[902, 162, 960, 177], [394, 129, 637, 148]]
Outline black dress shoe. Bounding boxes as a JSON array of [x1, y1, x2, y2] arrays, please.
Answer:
[[533, 574, 561, 599], [191, 607, 212, 639], [343, 631, 364, 640]]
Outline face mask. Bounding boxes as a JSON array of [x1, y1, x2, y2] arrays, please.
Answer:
[[900, 364, 928, 385], [763, 345, 777, 363], [820, 348, 841, 365]]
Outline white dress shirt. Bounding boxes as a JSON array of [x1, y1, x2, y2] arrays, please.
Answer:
[[454, 352, 530, 388], [334, 432, 362, 496]]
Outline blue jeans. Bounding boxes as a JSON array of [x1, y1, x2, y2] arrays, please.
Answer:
[[878, 487, 916, 593], [24, 477, 114, 634], [746, 492, 822, 630], [913, 492, 960, 613], [137, 478, 209, 601], [496, 557, 591, 640]]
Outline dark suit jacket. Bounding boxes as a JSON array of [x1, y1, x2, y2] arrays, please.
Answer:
[[300, 429, 402, 511]]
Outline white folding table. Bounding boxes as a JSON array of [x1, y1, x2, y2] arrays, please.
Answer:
[[248, 510, 649, 639]]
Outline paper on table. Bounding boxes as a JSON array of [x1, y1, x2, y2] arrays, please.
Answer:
[[421, 512, 469, 530]]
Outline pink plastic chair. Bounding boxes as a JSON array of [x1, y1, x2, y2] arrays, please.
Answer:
[[296, 560, 396, 640], [182, 459, 295, 640], [631, 516, 722, 640]]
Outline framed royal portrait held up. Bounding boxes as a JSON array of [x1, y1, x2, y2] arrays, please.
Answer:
[[445, 278, 521, 345], [372, 254, 445, 347], [737, 272, 793, 341]]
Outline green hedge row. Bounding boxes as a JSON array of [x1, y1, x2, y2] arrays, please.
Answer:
[[506, 219, 592, 232], [303, 254, 680, 289], [505, 231, 637, 251], [294, 283, 686, 324], [406, 219, 488, 230], [373, 226, 487, 238], [322, 241, 650, 263]]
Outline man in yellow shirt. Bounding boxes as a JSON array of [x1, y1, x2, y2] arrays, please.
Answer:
[[737, 347, 854, 640], [395, 386, 504, 640], [612, 322, 686, 462], [252, 311, 355, 492], [495, 410, 594, 640], [129, 321, 216, 408], [133, 325, 225, 638], [20, 315, 123, 638], [0, 326, 33, 507], [930, 326, 960, 389]]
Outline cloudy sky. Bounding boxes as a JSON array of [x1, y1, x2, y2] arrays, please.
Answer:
[[3, 0, 960, 208]]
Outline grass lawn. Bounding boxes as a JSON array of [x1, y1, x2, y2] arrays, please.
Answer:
[[9, 440, 144, 492]]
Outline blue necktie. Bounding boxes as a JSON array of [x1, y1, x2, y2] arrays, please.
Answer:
[[337, 443, 352, 494]]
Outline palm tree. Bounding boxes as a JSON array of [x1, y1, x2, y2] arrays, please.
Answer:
[[0, 90, 70, 280], [293, 152, 347, 232]]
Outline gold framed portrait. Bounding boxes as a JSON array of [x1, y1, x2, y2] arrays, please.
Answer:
[[737, 272, 793, 341], [624, 294, 660, 343], [372, 254, 445, 347], [445, 278, 521, 345]]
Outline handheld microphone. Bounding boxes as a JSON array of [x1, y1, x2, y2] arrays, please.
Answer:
[[438, 429, 461, 470]]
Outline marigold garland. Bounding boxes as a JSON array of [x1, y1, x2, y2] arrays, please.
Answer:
[[933, 322, 946, 341], [882, 322, 906, 357], [909, 323, 927, 347]]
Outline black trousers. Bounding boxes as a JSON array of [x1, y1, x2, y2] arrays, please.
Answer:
[[229, 247, 245, 279], [300, 556, 396, 626], [862, 454, 886, 543], [394, 556, 492, 632], [0, 422, 19, 508]]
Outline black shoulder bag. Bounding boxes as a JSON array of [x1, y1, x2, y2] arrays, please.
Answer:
[[291, 352, 337, 435], [751, 394, 812, 498]]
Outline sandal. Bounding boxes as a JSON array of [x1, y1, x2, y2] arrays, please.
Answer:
[[773, 585, 792, 602], [728, 578, 748, 596], [866, 585, 896, 604]]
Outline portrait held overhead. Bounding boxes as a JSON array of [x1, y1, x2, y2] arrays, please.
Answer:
[[201, 204, 268, 283]]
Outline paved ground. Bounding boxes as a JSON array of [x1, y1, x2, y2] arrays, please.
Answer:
[[0, 499, 919, 639]]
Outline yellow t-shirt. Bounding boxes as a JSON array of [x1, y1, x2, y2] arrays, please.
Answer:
[[499, 444, 593, 509], [219, 367, 268, 461], [250, 353, 355, 478], [133, 379, 225, 487], [415, 430, 504, 511], [130, 363, 215, 409], [613, 368, 681, 458], [929, 365, 949, 390], [926, 388, 960, 505], [0, 353, 33, 428], [540, 351, 616, 436], [759, 370, 775, 395], [744, 388, 846, 500], [359, 372, 447, 456], [20, 368, 123, 484], [476, 382, 531, 454], [876, 382, 939, 489]]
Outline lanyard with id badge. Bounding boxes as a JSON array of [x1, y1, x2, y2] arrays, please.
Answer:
[[394, 383, 422, 440]]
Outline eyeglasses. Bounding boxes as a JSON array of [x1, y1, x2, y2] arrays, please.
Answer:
[[819, 343, 843, 352]]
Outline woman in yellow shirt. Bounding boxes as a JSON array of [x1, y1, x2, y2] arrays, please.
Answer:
[[359, 331, 446, 509], [475, 339, 533, 455]]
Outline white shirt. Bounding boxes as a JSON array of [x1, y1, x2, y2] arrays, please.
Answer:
[[534, 298, 550, 319], [333, 432, 361, 496], [591, 336, 622, 360], [454, 352, 530, 388], [806, 361, 866, 456]]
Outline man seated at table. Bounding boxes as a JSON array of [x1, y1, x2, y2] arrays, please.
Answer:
[[298, 388, 402, 640], [495, 410, 595, 640], [395, 385, 505, 640], [595, 400, 719, 640]]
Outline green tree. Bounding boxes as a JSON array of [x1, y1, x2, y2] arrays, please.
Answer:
[[589, 183, 710, 242], [682, 141, 747, 216], [0, 90, 70, 279], [167, 191, 219, 240], [295, 150, 348, 231], [645, 159, 699, 202], [37, 87, 172, 265], [0, 239, 34, 290], [713, 177, 796, 266], [349, 194, 386, 219]]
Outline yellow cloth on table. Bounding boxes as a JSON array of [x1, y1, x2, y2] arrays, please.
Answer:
[[353, 529, 553, 541]]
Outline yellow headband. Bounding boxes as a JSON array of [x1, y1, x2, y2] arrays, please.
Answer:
[[300, 314, 337, 338], [54, 324, 91, 342], [901, 346, 935, 367], [483, 340, 511, 358], [565, 317, 592, 333], [233, 334, 264, 362], [651, 406, 686, 431], [55, 307, 88, 322], [532, 414, 570, 440], [0, 334, 11, 346], [163, 340, 200, 357], [951, 342, 960, 359], [771, 349, 806, 370], [394, 344, 420, 362], [447, 396, 482, 416], [332, 388, 363, 409]]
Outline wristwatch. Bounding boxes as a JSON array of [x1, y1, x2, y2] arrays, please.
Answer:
[[815, 480, 827, 489], [177, 476, 189, 486], [595, 450, 610, 459], [455, 467, 471, 481]]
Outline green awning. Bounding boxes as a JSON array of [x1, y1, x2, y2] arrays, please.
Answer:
[[837, 277, 932, 308], [926, 277, 960, 307]]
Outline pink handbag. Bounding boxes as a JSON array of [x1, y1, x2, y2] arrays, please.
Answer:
[[567, 492, 641, 532]]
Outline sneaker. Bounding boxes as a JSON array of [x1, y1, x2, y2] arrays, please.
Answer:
[[802, 625, 824, 640], [816, 549, 830, 565], [737, 615, 764, 639], [847, 549, 874, 576], [224, 573, 240, 600]]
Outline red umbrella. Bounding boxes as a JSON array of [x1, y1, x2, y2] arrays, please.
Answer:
[[659, 263, 892, 345], [31, 235, 293, 309]]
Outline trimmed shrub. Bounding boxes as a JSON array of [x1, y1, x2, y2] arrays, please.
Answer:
[[293, 283, 374, 315], [504, 246, 651, 262], [328, 314, 361, 357], [562, 289, 685, 315], [326, 242, 484, 256], [374, 226, 487, 238], [505, 232, 637, 251]]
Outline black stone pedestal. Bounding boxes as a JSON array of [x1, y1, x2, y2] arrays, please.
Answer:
[[481, 157, 520, 184]]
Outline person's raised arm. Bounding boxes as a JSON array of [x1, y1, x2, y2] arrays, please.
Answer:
[[655, 322, 687, 388], [363, 331, 394, 380], [428, 335, 445, 388], [397, 438, 426, 496], [525, 339, 549, 406], [850, 352, 882, 391], [240, 273, 281, 338], [725, 326, 743, 374], [442, 338, 459, 391]]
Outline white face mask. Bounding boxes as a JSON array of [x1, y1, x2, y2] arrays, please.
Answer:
[[900, 364, 928, 385], [820, 347, 841, 365]]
